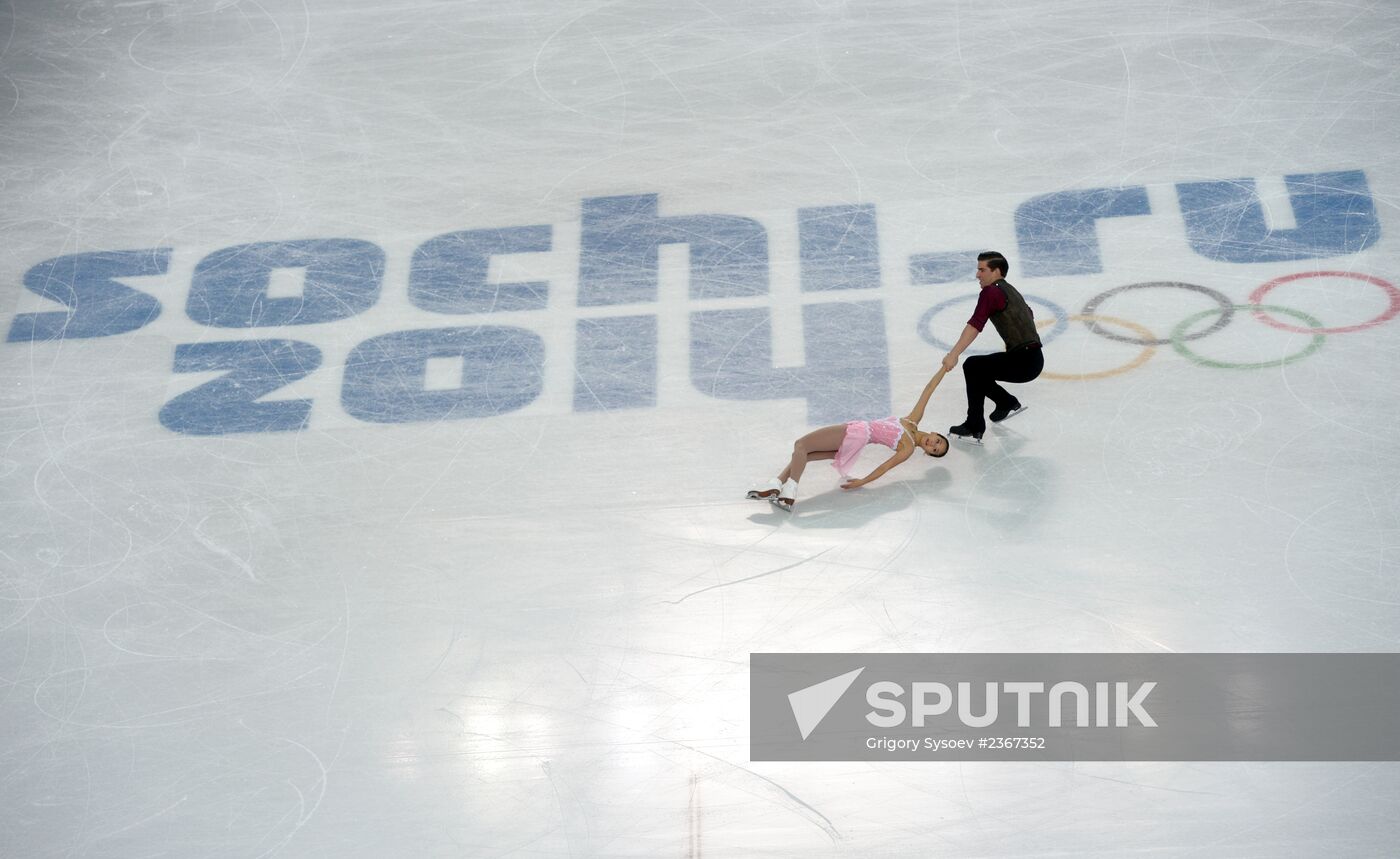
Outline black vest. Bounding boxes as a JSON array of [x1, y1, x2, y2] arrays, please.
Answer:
[[988, 280, 1040, 351]]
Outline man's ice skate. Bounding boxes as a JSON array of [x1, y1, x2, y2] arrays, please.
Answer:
[[990, 401, 1025, 423], [747, 478, 781, 500], [947, 422, 984, 445]]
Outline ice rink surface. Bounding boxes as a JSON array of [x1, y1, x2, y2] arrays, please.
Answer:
[[2, 0, 1399, 855]]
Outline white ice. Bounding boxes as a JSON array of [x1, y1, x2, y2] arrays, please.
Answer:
[[2, 0, 1399, 855]]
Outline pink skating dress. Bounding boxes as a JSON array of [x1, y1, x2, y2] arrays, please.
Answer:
[[832, 417, 910, 477]]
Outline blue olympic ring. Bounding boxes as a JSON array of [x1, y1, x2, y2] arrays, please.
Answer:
[[917, 293, 1069, 355]]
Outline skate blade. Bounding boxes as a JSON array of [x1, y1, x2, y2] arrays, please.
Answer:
[[992, 405, 1027, 423]]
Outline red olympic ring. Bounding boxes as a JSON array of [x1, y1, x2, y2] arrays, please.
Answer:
[[1248, 271, 1400, 335]]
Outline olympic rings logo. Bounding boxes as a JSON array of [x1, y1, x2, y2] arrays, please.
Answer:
[[916, 271, 1399, 380]]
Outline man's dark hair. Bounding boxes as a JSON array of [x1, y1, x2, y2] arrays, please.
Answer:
[[977, 251, 1009, 277]]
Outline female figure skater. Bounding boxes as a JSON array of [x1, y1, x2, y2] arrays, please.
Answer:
[[747, 369, 950, 511]]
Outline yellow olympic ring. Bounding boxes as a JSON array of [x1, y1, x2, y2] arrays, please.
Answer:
[[1036, 314, 1157, 381]]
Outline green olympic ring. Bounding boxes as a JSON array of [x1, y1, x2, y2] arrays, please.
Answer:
[[1170, 304, 1326, 369]]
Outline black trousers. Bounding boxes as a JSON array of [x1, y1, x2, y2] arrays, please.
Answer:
[[961, 344, 1043, 431]]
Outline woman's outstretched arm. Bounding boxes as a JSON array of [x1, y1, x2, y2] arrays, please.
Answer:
[[901, 367, 947, 426], [841, 445, 913, 490]]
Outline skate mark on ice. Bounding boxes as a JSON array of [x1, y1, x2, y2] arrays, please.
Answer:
[[663, 548, 833, 605]]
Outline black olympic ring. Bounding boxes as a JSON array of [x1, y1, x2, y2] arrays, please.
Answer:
[[1079, 281, 1235, 346]]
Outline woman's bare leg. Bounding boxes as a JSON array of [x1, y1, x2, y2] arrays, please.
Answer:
[[777, 424, 848, 483]]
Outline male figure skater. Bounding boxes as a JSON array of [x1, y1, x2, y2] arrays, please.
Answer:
[[940, 251, 1043, 443]]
